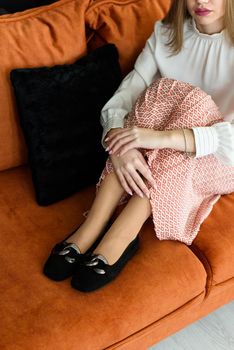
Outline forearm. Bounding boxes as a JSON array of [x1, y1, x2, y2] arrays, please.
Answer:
[[105, 127, 197, 156], [159, 129, 196, 154]]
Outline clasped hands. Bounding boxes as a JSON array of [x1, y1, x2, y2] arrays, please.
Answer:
[[105, 126, 161, 156], [105, 127, 163, 198]]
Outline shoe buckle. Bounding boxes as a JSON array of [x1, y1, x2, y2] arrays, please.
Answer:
[[65, 256, 76, 263], [59, 249, 77, 263], [58, 243, 81, 257], [85, 254, 107, 274], [85, 257, 99, 266], [59, 248, 70, 256], [94, 267, 106, 274], [58, 243, 81, 264]]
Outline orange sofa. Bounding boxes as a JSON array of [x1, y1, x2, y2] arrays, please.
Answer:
[[0, 1, 233, 349]]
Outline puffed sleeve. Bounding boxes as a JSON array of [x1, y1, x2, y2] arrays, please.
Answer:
[[100, 22, 159, 147], [192, 121, 234, 166]]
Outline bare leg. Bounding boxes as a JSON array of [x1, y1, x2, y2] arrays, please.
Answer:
[[66, 172, 125, 253], [92, 194, 151, 265]]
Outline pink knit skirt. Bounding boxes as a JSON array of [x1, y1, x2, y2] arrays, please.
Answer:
[[96, 78, 234, 245]]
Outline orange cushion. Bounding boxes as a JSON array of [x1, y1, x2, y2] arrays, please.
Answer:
[[0, 165, 206, 349], [192, 193, 234, 288], [85, 0, 171, 75], [0, 0, 89, 172]]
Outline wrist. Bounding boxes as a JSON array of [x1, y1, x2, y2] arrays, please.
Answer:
[[164, 129, 185, 150], [155, 130, 171, 149], [163, 129, 196, 153]]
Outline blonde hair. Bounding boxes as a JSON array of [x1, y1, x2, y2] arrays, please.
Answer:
[[162, 0, 234, 55]]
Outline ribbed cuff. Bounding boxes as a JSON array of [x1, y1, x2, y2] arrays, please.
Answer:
[[213, 122, 234, 165], [192, 126, 219, 158]]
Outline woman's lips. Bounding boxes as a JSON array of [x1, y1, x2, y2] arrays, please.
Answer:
[[195, 8, 212, 16]]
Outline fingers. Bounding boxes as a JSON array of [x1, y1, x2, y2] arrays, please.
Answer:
[[108, 136, 137, 155], [105, 128, 131, 142], [116, 169, 133, 195], [137, 161, 156, 189], [110, 149, 155, 199], [106, 132, 135, 151], [123, 166, 150, 198], [116, 164, 150, 198], [136, 153, 156, 188], [116, 141, 137, 156], [106, 128, 137, 150]]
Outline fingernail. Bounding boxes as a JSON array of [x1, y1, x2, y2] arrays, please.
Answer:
[[105, 137, 109, 141], [128, 191, 132, 195], [109, 150, 112, 154], [105, 147, 109, 151]]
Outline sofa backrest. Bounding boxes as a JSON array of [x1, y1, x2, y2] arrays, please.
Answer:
[[0, 0, 89, 171], [0, 0, 170, 172], [85, 0, 171, 75]]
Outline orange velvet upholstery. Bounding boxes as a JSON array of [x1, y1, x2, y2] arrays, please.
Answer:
[[0, 165, 233, 349], [192, 193, 234, 286], [85, 0, 171, 75], [0, 165, 206, 349], [0, 0, 233, 349], [0, 0, 89, 172]]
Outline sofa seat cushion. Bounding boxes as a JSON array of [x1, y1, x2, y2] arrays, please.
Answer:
[[191, 193, 234, 288], [0, 165, 206, 350], [85, 0, 171, 75]]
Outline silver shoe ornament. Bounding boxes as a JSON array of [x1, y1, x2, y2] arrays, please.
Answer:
[[85, 253, 109, 274], [58, 243, 81, 264]]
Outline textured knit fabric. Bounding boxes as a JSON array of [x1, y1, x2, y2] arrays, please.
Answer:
[[97, 78, 234, 245], [100, 17, 234, 166]]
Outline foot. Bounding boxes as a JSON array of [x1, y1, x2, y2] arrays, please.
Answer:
[[43, 222, 110, 281], [43, 236, 84, 281], [92, 231, 139, 265], [71, 233, 140, 292], [66, 222, 109, 254]]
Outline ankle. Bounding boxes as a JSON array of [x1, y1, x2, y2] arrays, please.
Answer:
[[66, 235, 93, 254], [66, 226, 107, 254], [92, 231, 139, 264]]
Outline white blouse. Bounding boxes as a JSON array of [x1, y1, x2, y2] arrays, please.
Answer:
[[100, 17, 234, 166]]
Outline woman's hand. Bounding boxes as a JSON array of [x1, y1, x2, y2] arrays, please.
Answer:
[[110, 149, 157, 198], [105, 127, 163, 156]]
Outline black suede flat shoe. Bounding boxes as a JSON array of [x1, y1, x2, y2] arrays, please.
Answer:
[[71, 234, 140, 292], [43, 238, 83, 281], [43, 226, 108, 281]]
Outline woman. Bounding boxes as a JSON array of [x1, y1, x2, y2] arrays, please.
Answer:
[[44, 0, 234, 292]]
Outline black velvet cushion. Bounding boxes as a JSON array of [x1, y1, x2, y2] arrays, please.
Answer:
[[0, 8, 9, 14], [0, 1, 57, 13], [10, 44, 122, 206]]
